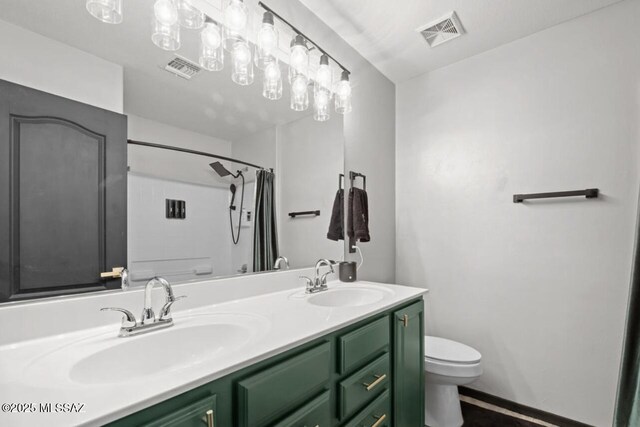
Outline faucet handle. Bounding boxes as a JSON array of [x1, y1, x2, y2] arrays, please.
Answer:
[[159, 295, 186, 321], [101, 307, 137, 328], [300, 275, 314, 287]]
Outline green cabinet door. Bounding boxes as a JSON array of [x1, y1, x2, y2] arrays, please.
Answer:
[[142, 395, 217, 427], [393, 300, 424, 427]]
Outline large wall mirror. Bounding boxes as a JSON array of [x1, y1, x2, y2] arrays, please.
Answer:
[[0, 0, 346, 301]]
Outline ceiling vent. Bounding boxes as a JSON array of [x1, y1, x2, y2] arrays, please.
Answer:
[[417, 12, 464, 48], [164, 56, 202, 80]]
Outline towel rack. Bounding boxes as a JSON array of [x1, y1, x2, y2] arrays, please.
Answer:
[[349, 171, 366, 191], [513, 188, 599, 203], [339, 173, 344, 190], [289, 210, 321, 218]]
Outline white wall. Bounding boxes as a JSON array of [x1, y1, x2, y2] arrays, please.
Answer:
[[396, 1, 640, 425], [277, 115, 345, 267], [0, 19, 123, 113]]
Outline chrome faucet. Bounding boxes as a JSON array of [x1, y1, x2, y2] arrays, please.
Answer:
[[274, 256, 289, 270], [300, 259, 335, 294], [101, 276, 185, 337]]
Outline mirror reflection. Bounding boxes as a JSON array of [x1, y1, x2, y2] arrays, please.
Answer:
[[0, 0, 346, 302]]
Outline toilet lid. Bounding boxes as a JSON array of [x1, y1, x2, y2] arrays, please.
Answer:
[[425, 336, 481, 364]]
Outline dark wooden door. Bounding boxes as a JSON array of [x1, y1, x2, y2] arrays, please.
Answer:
[[0, 79, 127, 302]]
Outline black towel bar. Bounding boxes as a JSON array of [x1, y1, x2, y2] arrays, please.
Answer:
[[513, 188, 599, 203], [349, 171, 366, 191], [289, 210, 321, 218]]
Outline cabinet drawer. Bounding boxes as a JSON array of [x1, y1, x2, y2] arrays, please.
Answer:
[[238, 342, 331, 427], [338, 353, 390, 420], [338, 316, 389, 374], [142, 394, 217, 427], [272, 390, 331, 427], [343, 389, 391, 427]]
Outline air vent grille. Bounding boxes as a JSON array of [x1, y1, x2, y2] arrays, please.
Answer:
[[417, 12, 464, 48], [164, 56, 202, 79]]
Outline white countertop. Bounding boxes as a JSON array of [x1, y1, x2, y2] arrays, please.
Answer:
[[0, 280, 426, 426]]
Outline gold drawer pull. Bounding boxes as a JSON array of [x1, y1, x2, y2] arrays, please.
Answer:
[[205, 409, 214, 427], [363, 373, 387, 391], [400, 314, 408, 327], [100, 267, 124, 279], [371, 414, 386, 427]]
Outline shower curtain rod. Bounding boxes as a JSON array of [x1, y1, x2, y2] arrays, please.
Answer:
[[127, 139, 272, 172]]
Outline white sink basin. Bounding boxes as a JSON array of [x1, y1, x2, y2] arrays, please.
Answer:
[[23, 313, 269, 386], [306, 285, 392, 308]]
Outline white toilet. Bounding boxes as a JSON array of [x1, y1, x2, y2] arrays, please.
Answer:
[[424, 336, 483, 427]]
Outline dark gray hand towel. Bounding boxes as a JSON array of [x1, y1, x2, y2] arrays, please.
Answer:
[[327, 189, 344, 241], [348, 188, 370, 243]]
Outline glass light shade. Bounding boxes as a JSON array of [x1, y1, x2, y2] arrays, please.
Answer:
[[288, 35, 308, 82], [223, 0, 249, 51], [86, 0, 123, 24], [152, 17, 181, 51], [154, 0, 178, 26], [231, 41, 254, 86], [262, 61, 282, 100], [335, 72, 352, 114], [290, 75, 309, 111], [315, 55, 333, 92], [255, 13, 278, 70], [313, 87, 331, 121], [176, 0, 205, 29], [199, 22, 224, 71]]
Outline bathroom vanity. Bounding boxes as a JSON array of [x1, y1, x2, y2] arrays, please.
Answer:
[[0, 279, 426, 427]]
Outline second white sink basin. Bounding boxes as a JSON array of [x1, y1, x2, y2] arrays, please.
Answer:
[[306, 285, 392, 308]]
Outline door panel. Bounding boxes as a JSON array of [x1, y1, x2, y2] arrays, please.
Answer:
[[393, 300, 425, 427], [0, 79, 127, 301]]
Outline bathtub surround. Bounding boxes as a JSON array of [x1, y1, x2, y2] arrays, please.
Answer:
[[396, 0, 640, 425]]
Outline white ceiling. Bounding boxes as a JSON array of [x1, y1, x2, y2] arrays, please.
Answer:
[[0, 0, 313, 141], [300, 0, 624, 83]]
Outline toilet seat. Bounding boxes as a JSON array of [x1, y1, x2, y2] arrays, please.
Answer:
[[425, 336, 483, 378]]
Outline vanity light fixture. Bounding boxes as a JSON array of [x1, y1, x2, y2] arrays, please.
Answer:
[[255, 12, 278, 70], [263, 61, 283, 100], [313, 55, 332, 121], [199, 20, 224, 71], [223, 0, 249, 52], [231, 41, 254, 86], [335, 71, 352, 114], [86, 0, 123, 24], [176, 0, 205, 29], [152, 0, 180, 51], [315, 54, 333, 93]]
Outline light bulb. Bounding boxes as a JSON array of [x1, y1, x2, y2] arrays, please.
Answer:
[[152, 13, 180, 51], [201, 22, 221, 49], [315, 55, 333, 92], [225, 0, 247, 31], [263, 61, 282, 100], [86, 0, 123, 24], [199, 22, 223, 71], [231, 41, 254, 86], [255, 12, 278, 70], [289, 35, 308, 82], [234, 42, 251, 66], [335, 71, 352, 114], [154, 0, 178, 26], [176, 0, 204, 29], [313, 87, 331, 122], [290, 75, 309, 111]]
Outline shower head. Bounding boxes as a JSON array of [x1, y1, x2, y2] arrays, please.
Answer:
[[210, 161, 242, 179], [210, 161, 232, 177]]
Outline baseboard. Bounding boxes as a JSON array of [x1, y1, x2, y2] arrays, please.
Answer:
[[458, 386, 594, 427]]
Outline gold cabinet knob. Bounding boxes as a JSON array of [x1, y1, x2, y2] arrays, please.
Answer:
[[205, 409, 214, 427]]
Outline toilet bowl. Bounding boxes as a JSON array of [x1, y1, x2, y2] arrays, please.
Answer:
[[424, 336, 482, 427]]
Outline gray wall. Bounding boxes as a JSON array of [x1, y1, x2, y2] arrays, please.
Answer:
[[396, 1, 640, 425]]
